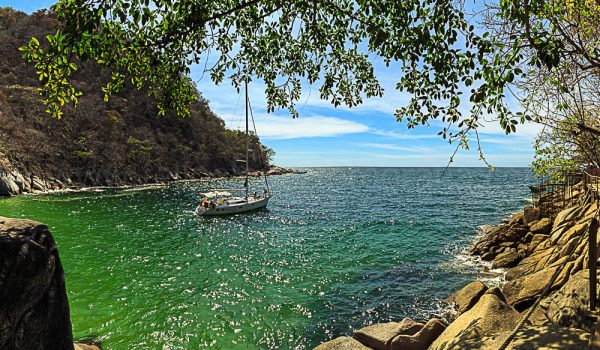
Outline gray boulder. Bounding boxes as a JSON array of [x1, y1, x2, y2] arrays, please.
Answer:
[[12, 172, 30, 193], [0, 172, 19, 196], [31, 176, 47, 192], [0, 216, 74, 350]]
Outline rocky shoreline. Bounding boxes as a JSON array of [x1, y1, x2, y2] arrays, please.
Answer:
[[0, 165, 306, 197], [316, 181, 598, 349]]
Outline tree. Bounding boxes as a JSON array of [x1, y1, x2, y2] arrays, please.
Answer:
[[528, 67, 600, 179], [17, 0, 599, 162], [20, 1, 525, 141], [482, 0, 600, 176]]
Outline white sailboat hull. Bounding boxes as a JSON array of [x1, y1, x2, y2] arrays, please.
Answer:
[[195, 197, 269, 216]]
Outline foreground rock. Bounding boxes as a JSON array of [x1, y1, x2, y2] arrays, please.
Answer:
[[314, 317, 443, 350], [353, 319, 422, 350], [0, 171, 20, 196], [529, 269, 593, 329], [506, 325, 589, 349], [430, 290, 520, 350], [446, 281, 488, 315], [502, 265, 570, 310], [389, 318, 446, 350], [0, 216, 74, 350], [314, 336, 372, 350]]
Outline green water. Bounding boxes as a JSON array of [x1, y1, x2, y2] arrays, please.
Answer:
[[0, 168, 533, 349]]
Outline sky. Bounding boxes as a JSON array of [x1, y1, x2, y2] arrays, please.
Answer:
[[2, 0, 541, 167]]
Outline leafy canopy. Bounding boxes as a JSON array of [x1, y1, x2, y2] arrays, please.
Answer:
[[20, 0, 594, 146], [488, 0, 600, 176]]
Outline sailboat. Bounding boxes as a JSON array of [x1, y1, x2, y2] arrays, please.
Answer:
[[195, 82, 270, 216]]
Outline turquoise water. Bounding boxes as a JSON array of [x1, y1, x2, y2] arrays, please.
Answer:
[[0, 168, 532, 349]]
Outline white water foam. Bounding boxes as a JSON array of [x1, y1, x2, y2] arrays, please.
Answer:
[[441, 225, 507, 288]]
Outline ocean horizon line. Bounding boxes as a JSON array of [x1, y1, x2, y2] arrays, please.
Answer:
[[283, 166, 532, 169]]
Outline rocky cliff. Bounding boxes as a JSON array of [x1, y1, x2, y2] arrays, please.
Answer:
[[315, 181, 599, 350], [0, 7, 272, 196]]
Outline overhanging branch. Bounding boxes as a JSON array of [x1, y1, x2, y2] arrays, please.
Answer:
[[577, 123, 600, 138]]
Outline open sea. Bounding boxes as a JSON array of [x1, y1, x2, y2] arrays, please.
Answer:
[[0, 167, 533, 349]]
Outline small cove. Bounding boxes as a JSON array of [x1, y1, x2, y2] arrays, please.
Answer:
[[0, 167, 533, 349]]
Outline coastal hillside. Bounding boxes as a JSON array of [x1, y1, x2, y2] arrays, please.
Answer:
[[0, 8, 271, 195]]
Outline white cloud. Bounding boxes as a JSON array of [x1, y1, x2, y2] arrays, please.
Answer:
[[353, 143, 433, 153], [221, 114, 369, 139], [476, 119, 543, 138], [369, 129, 440, 139]]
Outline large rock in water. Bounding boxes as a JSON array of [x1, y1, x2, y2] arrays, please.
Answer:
[[0, 217, 74, 350], [429, 291, 520, 350], [447, 281, 488, 315]]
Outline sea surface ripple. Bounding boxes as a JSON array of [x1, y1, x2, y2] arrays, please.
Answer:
[[0, 167, 533, 349]]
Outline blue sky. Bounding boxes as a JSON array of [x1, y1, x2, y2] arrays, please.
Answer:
[[3, 0, 540, 167]]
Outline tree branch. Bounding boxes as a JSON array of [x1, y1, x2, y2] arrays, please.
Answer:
[[577, 123, 600, 137], [204, 0, 264, 23]]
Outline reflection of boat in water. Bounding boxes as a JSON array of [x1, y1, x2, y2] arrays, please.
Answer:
[[195, 82, 270, 216]]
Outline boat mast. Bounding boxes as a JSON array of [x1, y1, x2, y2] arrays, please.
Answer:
[[246, 90, 270, 197], [245, 80, 249, 199]]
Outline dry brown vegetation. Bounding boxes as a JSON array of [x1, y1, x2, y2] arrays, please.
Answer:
[[0, 7, 270, 186]]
